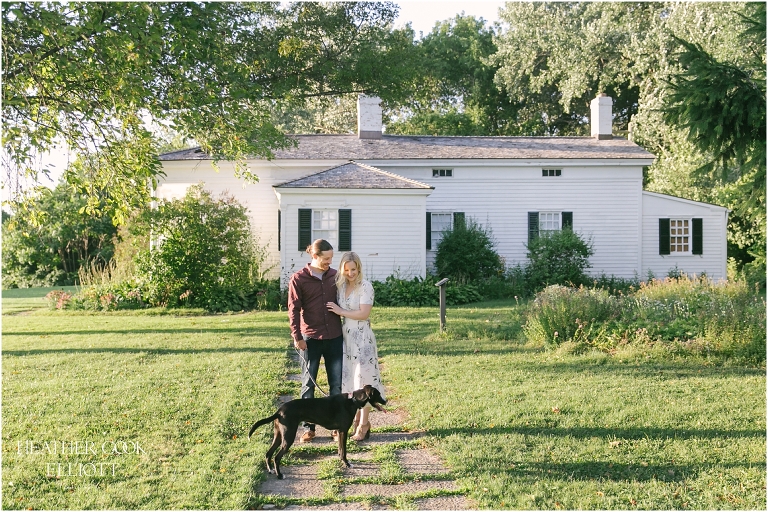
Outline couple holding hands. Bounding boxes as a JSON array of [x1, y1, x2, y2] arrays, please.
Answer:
[[287, 239, 385, 443]]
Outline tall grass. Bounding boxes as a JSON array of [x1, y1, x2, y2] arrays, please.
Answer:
[[523, 276, 766, 364]]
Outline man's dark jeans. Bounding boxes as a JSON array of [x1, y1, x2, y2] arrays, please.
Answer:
[[299, 334, 343, 431]]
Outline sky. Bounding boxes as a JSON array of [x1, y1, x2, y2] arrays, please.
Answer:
[[394, 0, 506, 36], [14, 1, 508, 196]]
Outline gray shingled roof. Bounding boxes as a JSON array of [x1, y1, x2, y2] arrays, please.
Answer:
[[274, 161, 433, 190], [159, 134, 654, 161]]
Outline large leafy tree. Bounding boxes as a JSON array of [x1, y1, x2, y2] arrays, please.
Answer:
[[492, 2, 666, 136], [386, 15, 521, 136], [2, 2, 416, 222], [492, 1, 763, 274], [662, 2, 766, 284], [2, 183, 117, 287]]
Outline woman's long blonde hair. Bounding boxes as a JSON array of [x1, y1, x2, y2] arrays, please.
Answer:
[[336, 252, 364, 289]]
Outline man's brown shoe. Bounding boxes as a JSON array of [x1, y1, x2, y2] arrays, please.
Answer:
[[299, 430, 315, 443]]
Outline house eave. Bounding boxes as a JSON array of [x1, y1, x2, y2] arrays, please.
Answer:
[[273, 187, 434, 195]]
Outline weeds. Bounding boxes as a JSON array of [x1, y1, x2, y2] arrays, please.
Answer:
[[523, 275, 766, 364]]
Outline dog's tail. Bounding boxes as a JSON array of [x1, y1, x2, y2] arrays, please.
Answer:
[[248, 413, 279, 439]]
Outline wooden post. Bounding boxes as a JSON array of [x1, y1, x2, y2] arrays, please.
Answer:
[[435, 278, 449, 331]]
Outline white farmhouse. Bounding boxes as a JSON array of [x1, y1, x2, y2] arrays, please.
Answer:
[[157, 95, 729, 283]]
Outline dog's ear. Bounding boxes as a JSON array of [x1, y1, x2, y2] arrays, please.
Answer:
[[352, 388, 368, 401]]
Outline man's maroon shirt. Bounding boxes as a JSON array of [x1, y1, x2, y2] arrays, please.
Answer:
[[287, 264, 343, 343]]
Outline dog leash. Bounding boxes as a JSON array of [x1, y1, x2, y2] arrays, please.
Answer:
[[293, 346, 330, 397]]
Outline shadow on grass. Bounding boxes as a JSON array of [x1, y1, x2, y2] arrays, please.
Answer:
[[457, 460, 761, 484], [2, 346, 286, 356], [428, 424, 764, 442], [2, 326, 286, 336], [528, 360, 766, 379]]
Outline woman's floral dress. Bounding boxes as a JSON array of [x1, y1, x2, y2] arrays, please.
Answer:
[[338, 279, 385, 398]]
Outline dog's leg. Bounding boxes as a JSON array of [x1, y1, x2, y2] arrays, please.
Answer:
[[273, 424, 297, 480], [338, 429, 352, 468], [264, 421, 282, 474]]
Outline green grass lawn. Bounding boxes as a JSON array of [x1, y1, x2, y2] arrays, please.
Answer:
[[2, 286, 79, 315], [2, 289, 765, 509]]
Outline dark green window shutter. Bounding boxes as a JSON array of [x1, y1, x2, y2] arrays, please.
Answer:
[[659, 218, 670, 255], [298, 209, 312, 251], [426, 212, 432, 250], [278, 210, 281, 251], [692, 218, 703, 255], [453, 212, 465, 230], [338, 209, 352, 251], [562, 211, 573, 230], [528, 212, 539, 242]]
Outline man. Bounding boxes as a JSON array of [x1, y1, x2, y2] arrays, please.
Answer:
[[287, 239, 344, 442]]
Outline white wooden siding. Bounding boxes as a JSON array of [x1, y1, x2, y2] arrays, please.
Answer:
[[157, 160, 347, 278], [276, 190, 428, 284], [159, 158, 726, 283], [641, 192, 728, 280], [368, 162, 644, 279]]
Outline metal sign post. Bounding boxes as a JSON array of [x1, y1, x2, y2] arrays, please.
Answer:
[[435, 278, 449, 331]]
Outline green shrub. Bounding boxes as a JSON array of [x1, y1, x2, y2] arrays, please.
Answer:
[[2, 185, 117, 288], [588, 273, 641, 295], [130, 184, 272, 311], [627, 276, 765, 361], [473, 274, 526, 301], [525, 229, 594, 291], [373, 274, 483, 307], [523, 285, 620, 347], [434, 218, 504, 282], [58, 278, 285, 312]]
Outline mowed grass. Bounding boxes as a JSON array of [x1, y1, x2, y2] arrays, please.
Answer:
[[2, 286, 78, 315], [2, 290, 765, 509]]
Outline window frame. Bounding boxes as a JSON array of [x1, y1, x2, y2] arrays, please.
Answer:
[[311, 209, 339, 249], [429, 211, 454, 250], [432, 168, 453, 177], [669, 218, 692, 255], [538, 211, 562, 233]]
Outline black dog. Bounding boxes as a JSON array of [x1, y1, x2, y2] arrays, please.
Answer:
[[248, 385, 386, 479]]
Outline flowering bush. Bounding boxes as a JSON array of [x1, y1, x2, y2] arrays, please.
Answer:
[[44, 290, 73, 310]]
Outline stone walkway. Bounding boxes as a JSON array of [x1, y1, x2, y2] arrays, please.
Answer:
[[253, 351, 474, 510]]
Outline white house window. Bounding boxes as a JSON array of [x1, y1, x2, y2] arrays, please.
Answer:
[[670, 219, 690, 254], [433, 169, 453, 177], [539, 212, 561, 233], [312, 209, 338, 248], [430, 212, 453, 248], [542, 169, 562, 177]]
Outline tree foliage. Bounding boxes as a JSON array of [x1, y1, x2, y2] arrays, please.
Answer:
[[492, 2, 655, 135], [130, 184, 268, 309], [491, 1, 764, 275], [3, 2, 417, 222], [662, 3, 766, 284], [2, 184, 117, 287], [386, 15, 521, 136]]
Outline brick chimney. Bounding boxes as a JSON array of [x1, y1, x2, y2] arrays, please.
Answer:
[[590, 93, 613, 140], [357, 94, 382, 139]]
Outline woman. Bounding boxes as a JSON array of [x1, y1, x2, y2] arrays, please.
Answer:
[[326, 252, 385, 441]]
